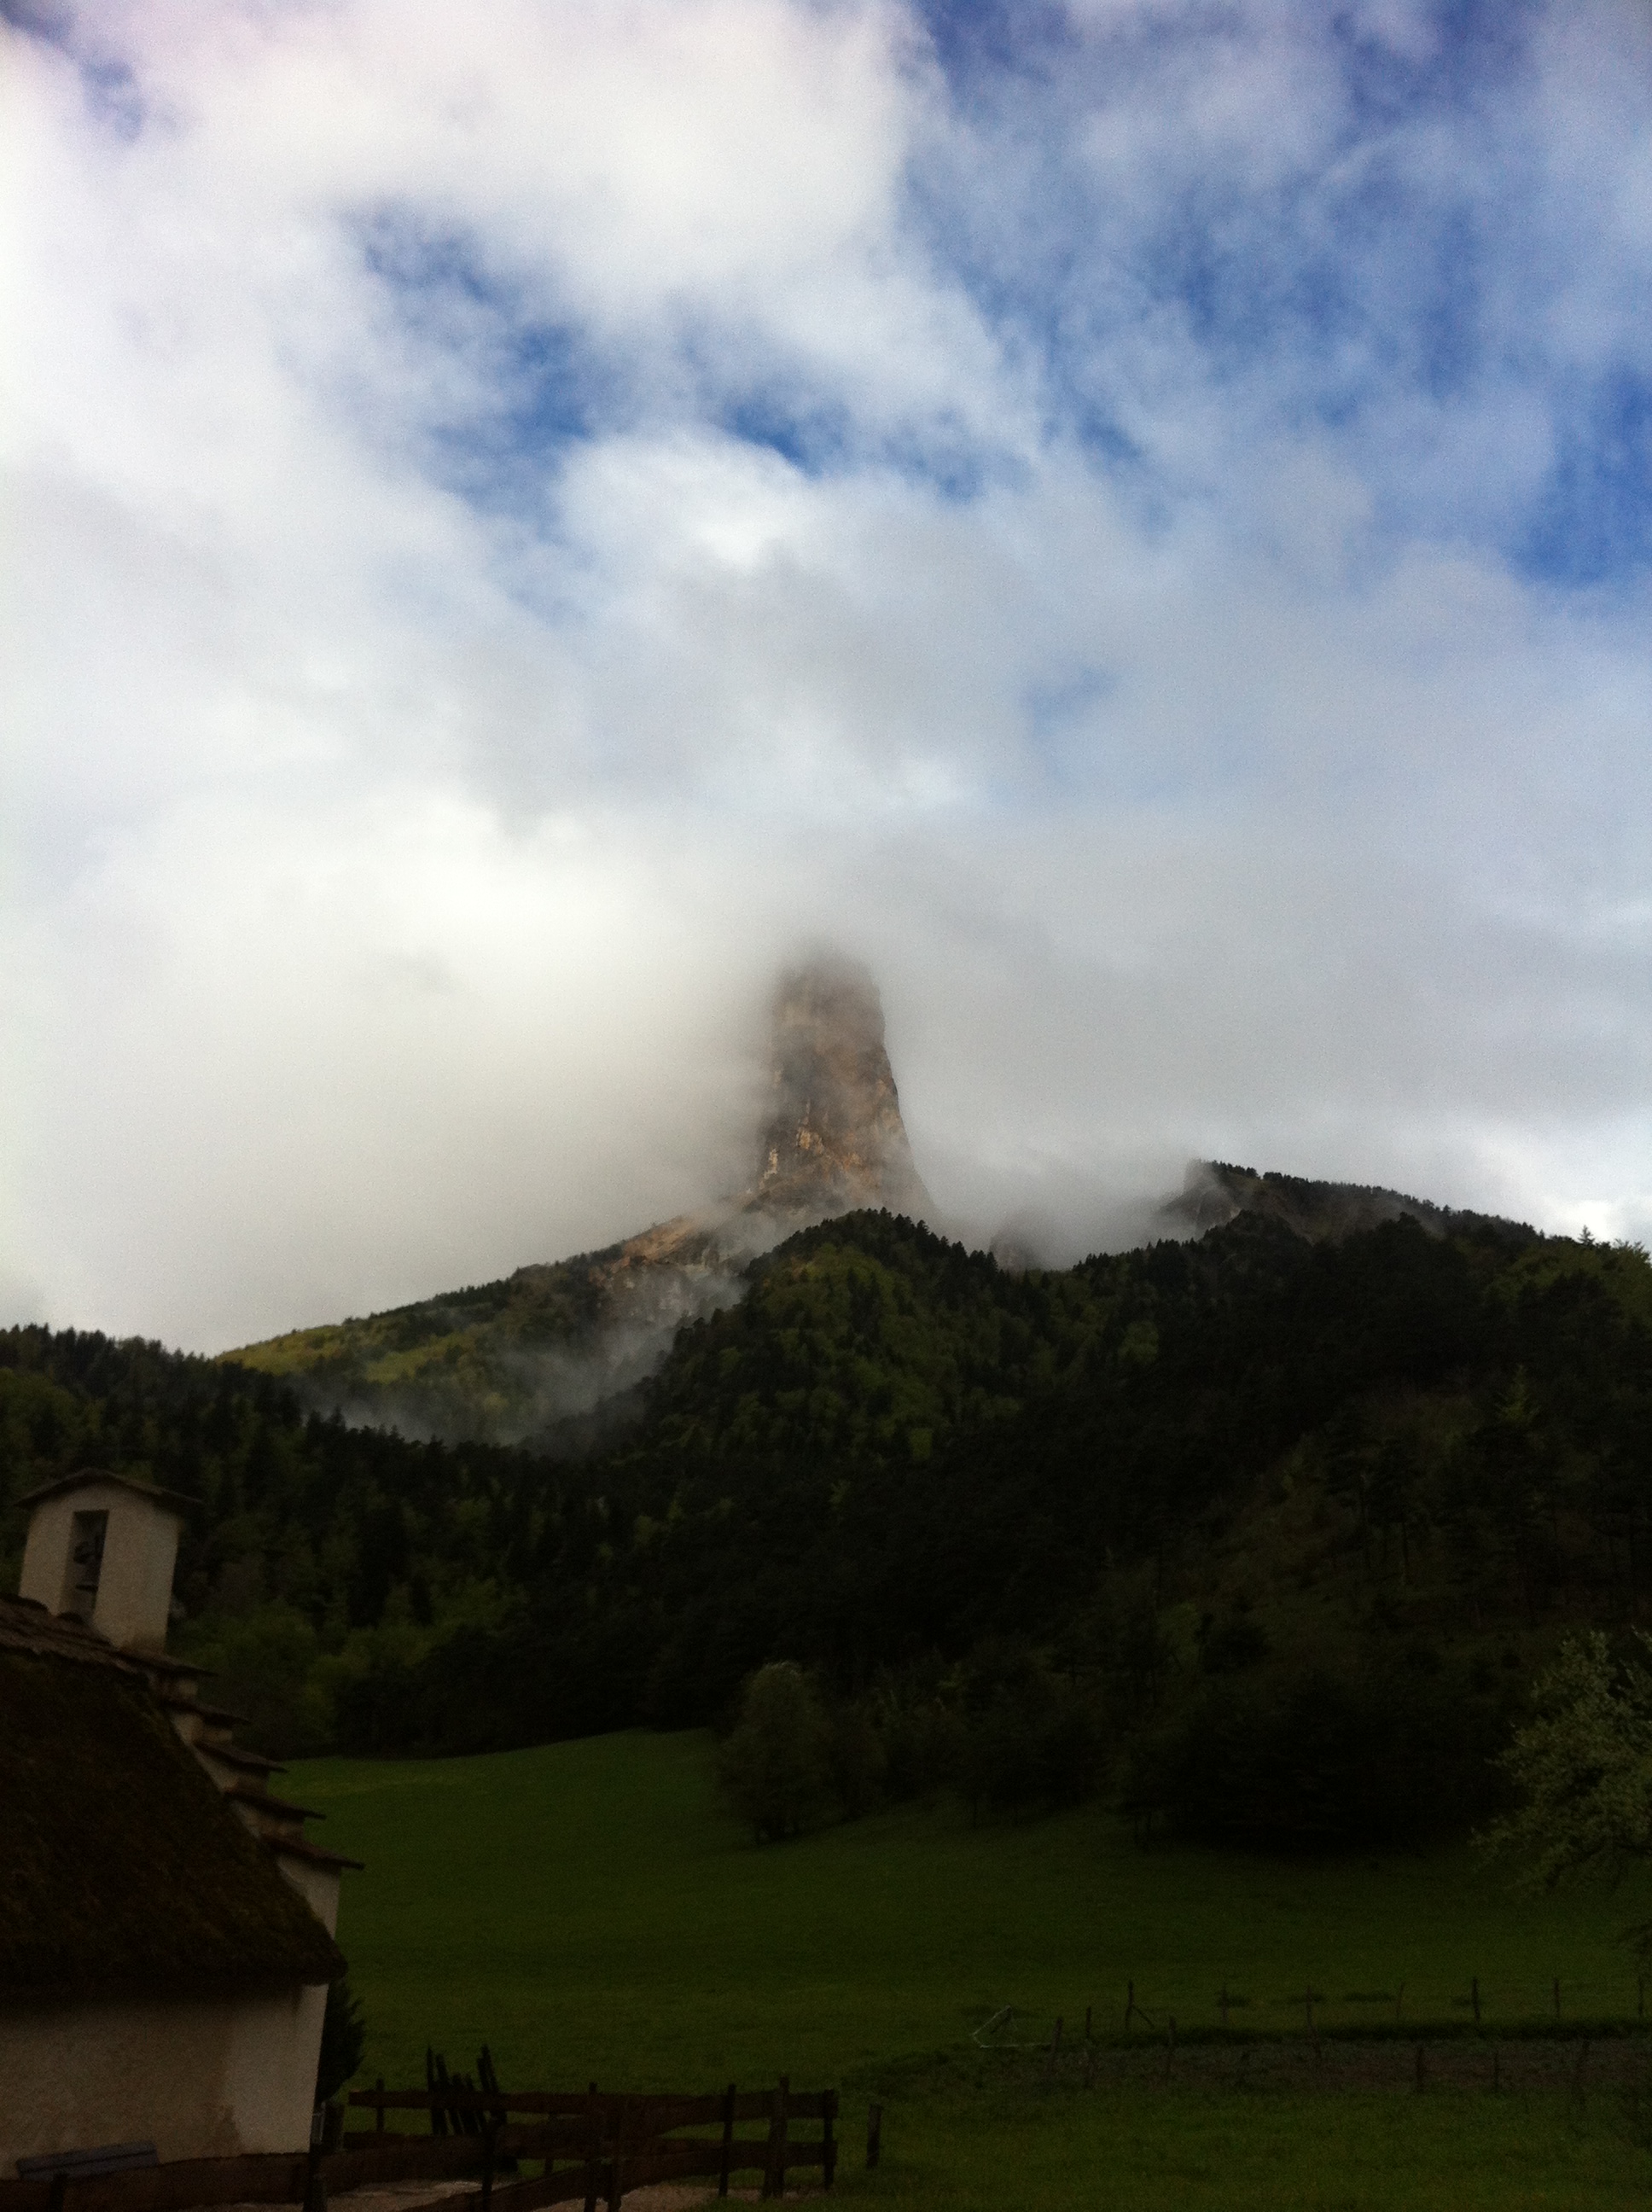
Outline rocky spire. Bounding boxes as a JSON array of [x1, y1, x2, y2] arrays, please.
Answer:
[[749, 956, 931, 1224]]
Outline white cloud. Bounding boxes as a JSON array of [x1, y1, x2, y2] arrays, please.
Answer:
[[3, 0, 1650, 1350]]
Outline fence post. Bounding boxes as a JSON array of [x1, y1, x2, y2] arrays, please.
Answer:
[[718, 2083, 736, 2199], [1553, 1978, 1562, 2022], [375, 2079, 385, 2138], [46, 2177, 67, 2212], [480, 2125, 495, 2212], [582, 2084, 600, 2212], [1125, 1979, 1135, 2032], [304, 2107, 327, 2212], [865, 2102, 883, 2169], [823, 2088, 838, 2191], [762, 2075, 789, 2202], [1471, 1977, 1480, 2026], [606, 2098, 625, 2212], [776, 2075, 792, 2201]]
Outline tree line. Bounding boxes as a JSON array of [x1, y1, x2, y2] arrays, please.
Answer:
[[3, 1206, 1649, 1851]]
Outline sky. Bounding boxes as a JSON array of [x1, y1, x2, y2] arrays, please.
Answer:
[[3, 0, 1649, 1352]]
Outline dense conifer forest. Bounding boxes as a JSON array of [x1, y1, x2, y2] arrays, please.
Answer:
[[5, 1205, 1650, 1850]]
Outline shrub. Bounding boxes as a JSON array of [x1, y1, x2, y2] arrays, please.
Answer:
[[717, 1662, 835, 1842], [315, 1975, 367, 2104], [867, 1667, 963, 1803]]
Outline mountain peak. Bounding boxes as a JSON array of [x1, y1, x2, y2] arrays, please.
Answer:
[[750, 956, 930, 1224]]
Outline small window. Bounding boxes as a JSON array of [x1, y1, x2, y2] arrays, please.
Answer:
[[63, 1510, 108, 1618]]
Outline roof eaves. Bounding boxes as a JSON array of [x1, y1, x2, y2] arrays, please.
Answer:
[[13, 1468, 199, 1514], [266, 1834, 366, 1875], [224, 1784, 328, 1822], [195, 1740, 286, 1777]]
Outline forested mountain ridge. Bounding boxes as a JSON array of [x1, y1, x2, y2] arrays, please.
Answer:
[[224, 957, 932, 1447], [221, 1214, 738, 1452], [221, 950, 1528, 1464], [4, 1204, 1650, 1844], [1166, 1158, 1533, 1242]]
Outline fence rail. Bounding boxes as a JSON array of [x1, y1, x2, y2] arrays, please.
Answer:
[[348, 2088, 835, 2123], [349, 2079, 840, 2203], [344, 2078, 837, 2209]]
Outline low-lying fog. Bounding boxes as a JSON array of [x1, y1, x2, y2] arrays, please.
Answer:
[[8, 834, 1648, 1358]]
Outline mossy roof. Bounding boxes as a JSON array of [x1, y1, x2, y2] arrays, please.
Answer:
[[0, 1602, 344, 1998]]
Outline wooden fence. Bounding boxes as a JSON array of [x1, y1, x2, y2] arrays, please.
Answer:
[[346, 2079, 838, 2208], [0, 2082, 841, 2212]]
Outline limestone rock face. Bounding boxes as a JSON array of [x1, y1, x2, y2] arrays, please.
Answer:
[[751, 958, 931, 1225]]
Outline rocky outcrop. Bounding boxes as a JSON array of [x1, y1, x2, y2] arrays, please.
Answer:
[[751, 956, 932, 1226]]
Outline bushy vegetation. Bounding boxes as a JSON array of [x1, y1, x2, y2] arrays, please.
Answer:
[[5, 1204, 1651, 1850], [1131, 1658, 1509, 1852], [716, 1662, 837, 1840], [1482, 1631, 1652, 1901], [714, 1646, 1107, 1841], [316, 1975, 368, 2105]]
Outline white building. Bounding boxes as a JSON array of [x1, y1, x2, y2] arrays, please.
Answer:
[[3, 1470, 361, 2170]]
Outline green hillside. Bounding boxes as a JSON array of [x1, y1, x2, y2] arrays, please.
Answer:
[[222, 1257, 606, 1431], [220, 1161, 1529, 1447], [4, 1202, 1650, 1845], [291, 1729, 1652, 2209], [223, 1214, 731, 1446]]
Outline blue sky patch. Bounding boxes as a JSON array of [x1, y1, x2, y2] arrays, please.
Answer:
[[1521, 369, 1652, 585], [719, 387, 852, 474], [352, 211, 622, 507]]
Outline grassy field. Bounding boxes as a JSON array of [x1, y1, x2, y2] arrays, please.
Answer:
[[290, 1730, 1652, 2207]]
